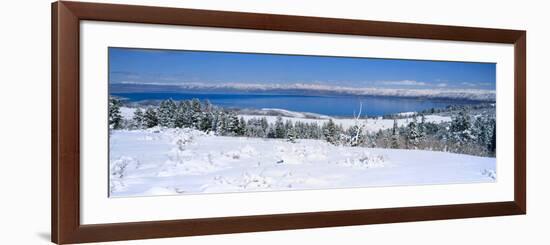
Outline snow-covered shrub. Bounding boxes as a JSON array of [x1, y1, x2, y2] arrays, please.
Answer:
[[482, 169, 496, 180], [110, 156, 140, 179], [238, 172, 272, 189], [340, 152, 386, 169]]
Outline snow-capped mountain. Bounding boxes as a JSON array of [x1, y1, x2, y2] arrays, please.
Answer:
[[111, 81, 496, 101]]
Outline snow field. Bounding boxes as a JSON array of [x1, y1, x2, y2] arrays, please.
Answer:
[[109, 127, 495, 197]]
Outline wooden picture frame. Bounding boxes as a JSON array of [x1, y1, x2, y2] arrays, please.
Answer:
[[52, 1, 526, 244]]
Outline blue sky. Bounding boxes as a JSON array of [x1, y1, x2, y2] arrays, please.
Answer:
[[109, 47, 496, 90]]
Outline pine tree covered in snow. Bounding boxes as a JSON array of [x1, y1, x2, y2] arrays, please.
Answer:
[[190, 98, 202, 129], [108, 97, 123, 129], [287, 126, 297, 143], [489, 122, 496, 155], [450, 110, 473, 145], [373, 129, 386, 148], [245, 118, 266, 137], [143, 107, 159, 128], [215, 111, 227, 135], [260, 117, 269, 133], [283, 119, 296, 140], [237, 117, 246, 136], [266, 127, 276, 138], [323, 119, 339, 145], [419, 114, 427, 141], [472, 117, 489, 147], [132, 108, 145, 129], [223, 112, 240, 136], [406, 116, 421, 149], [157, 99, 177, 127], [274, 116, 286, 138], [183, 100, 194, 128], [199, 100, 214, 132], [174, 101, 189, 128], [390, 119, 400, 149]]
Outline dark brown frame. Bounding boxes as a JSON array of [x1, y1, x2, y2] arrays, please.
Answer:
[[52, 1, 526, 244]]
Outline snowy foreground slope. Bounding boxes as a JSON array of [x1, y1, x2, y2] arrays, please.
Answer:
[[109, 128, 496, 197]]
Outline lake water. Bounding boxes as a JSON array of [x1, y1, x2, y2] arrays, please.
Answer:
[[111, 92, 479, 117]]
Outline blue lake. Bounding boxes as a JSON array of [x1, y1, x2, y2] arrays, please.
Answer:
[[111, 92, 479, 117]]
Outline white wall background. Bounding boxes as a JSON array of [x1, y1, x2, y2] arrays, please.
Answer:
[[0, 0, 547, 244]]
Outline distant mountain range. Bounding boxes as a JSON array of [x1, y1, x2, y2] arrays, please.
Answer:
[[110, 82, 496, 102]]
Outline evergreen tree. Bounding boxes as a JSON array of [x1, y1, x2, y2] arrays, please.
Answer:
[[418, 114, 427, 147], [260, 117, 269, 134], [450, 110, 473, 144], [489, 121, 496, 155], [108, 97, 123, 129], [266, 127, 276, 138], [199, 100, 214, 131], [284, 120, 293, 133], [295, 121, 310, 139], [210, 111, 219, 132], [274, 116, 286, 138], [309, 122, 322, 139], [472, 117, 487, 146], [323, 119, 339, 145], [284, 120, 297, 142], [374, 129, 386, 148], [406, 116, 421, 149], [157, 99, 177, 127], [287, 127, 297, 143], [236, 117, 247, 136], [390, 119, 400, 149], [190, 98, 202, 129], [182, 100, 194, 128], [215, 111, 227, 135], [174, 101, 188, 128], [244, 118, 263, 137], [419, 114, 426, 138], [132, 108, 145, 129], [225, 112, 240, 135], [143, 107, 158, 128]]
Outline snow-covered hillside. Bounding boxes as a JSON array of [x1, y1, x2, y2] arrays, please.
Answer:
[[109, 127, 496, 197]]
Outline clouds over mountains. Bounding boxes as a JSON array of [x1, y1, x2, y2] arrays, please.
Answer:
[[112, 81, 496, 102]]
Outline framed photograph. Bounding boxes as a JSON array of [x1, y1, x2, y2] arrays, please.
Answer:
[[52, 1, 526, 244]]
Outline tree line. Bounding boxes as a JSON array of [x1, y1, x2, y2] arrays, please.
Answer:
[[109, 97, 496, 157]]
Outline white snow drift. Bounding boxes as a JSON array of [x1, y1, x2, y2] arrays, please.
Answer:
[[109, 127, 496, 197]]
